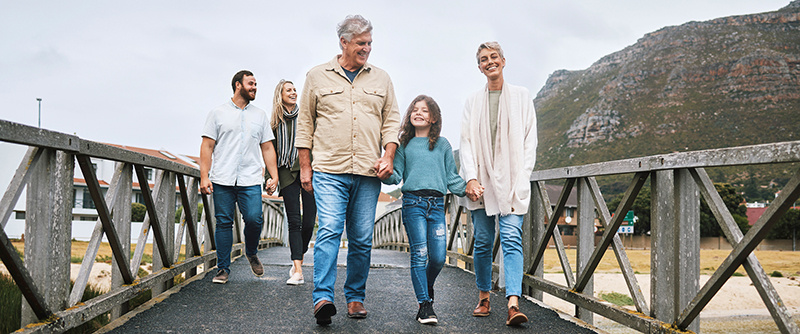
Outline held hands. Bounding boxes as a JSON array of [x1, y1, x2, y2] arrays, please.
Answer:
[[466, 179, 484, 202], [265, 178, 277, 195], [373, 156, 393, 180]]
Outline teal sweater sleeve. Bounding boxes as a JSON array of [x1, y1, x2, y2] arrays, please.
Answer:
[[383, 137, 466, 197]]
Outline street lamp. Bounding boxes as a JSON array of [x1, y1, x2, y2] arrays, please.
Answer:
[[36, 98, 42, 128]]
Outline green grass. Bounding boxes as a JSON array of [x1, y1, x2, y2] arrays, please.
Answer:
[[600, 292, 635, 307], [0, 274, 21, 333], [0, 274, 110, 333]]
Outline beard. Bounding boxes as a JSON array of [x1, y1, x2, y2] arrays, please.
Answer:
[[239, 87, 256, 102]]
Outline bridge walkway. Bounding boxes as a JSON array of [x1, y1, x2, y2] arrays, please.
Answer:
[[101, 246, 597, 333]]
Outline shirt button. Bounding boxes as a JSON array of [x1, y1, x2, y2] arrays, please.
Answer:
[[353, 135, 357, 138], [511, 208, 515, 212]]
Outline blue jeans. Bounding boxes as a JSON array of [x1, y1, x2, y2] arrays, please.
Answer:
[[212, 183, 263, 272], [401, 193, 447, 303], [312, 172, 380, 305], [472, 209, 524, 298]]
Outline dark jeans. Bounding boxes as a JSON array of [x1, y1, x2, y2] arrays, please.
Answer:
[[212, 183, 263, 272], [281, 177, 317, 261]]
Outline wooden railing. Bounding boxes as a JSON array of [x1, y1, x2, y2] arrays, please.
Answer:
[[373, 140, 800, 334], [0, 119, 285, 333]]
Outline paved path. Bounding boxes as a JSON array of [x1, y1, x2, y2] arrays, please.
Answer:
[[104, 246, 597, 333]]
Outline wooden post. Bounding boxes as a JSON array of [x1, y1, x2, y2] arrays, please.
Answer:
[[111, 163, 133, 320], [575, 178, 594, 325], [21, 149, 73, 326], [152, 171, 176, 295]]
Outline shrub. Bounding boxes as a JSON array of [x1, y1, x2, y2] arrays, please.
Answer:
[[600, 292, 634, 306], [770, 271, 784, 278]]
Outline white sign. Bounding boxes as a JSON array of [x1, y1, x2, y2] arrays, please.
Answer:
[[618, 226, 634, 234]]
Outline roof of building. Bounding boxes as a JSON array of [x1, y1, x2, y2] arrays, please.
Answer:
[[104, 143, 198, 169]]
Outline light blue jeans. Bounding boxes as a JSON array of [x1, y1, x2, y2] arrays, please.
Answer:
[[401, 193, 447, 303], [472, 209, 524, 298], [212, 183, 263, 273], [312, 172, 380, 305]]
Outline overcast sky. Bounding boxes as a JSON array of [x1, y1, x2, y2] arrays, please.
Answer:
[[0, 1, 791, 182]]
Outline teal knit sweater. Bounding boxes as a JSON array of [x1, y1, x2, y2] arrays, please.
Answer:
[[383, 137, 466, 197]]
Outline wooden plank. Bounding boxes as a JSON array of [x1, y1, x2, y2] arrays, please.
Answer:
[[677, 167, 800, 329], [687, 168, 800, 334], [585, 175, 650, 315], [531, 140, 800, 181], [0, 147, 41, 229], [69, 162, 126, 307], [0, 119, 80, 152], [133, 165, 172, 268], [76, 154, 134, 284]]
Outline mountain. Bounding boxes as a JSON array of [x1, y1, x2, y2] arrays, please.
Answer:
[[534, 1, 800, 177]]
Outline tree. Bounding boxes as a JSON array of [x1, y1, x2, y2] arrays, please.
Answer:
[[607, 183, 748, 238], [131, 202, 146, 222], [767, 209, 800, 240], [699, 183, 750, 239]]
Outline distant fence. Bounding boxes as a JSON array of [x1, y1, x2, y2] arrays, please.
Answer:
[[374, 140, 800, 334], [0, 119, 285, 333]]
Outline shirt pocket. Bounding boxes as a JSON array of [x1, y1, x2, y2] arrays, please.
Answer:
[[361, 87, 386, 115], [317, 86, 346, 114], [249, 121, 263, 141]]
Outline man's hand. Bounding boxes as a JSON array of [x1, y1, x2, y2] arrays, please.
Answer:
[[265, 178, 277, 195], [200, 177, 213, 195], [466, 179, 484, 202], [375, 142, 398, 180], [298, 148, 313, 193]]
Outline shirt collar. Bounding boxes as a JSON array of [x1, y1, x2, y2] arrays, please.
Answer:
[[229, 98, 250, 111], [326, 55, 372, 77]]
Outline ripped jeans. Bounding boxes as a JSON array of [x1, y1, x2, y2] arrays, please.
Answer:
[[401, 192, 447, 303]]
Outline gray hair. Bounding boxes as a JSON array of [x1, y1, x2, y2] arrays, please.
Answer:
[[337, 15, 373, 49], [476, 41, 504, 64]]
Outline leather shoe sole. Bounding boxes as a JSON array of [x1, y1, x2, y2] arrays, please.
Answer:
[[314, 300, 336, 325]]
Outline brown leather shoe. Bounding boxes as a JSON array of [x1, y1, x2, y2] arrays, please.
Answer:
[[347, 301, 368, 318], [506, 306, 528, 326], [314, 300, 336, 325], [472, 298, 490, 317]]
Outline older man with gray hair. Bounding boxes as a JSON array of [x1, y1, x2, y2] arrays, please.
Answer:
[[296, 14, 400, 326]]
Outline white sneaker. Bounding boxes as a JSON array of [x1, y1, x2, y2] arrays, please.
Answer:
[[289, 263, 295, 276], [286, 272, 304, 285]]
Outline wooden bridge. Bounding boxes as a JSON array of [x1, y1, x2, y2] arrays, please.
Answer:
[[1, 118, 799, 333]]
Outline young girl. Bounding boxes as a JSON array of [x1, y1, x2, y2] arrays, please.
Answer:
[[383, 95, 466, 325]]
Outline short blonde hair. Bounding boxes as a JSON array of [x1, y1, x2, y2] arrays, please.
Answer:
[[476, 41, 504, 64]]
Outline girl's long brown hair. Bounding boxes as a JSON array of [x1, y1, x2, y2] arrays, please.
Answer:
[[398, 95, 442, 150]]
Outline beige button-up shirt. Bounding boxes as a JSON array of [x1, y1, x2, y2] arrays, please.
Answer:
[[296, 56, 400, 177]]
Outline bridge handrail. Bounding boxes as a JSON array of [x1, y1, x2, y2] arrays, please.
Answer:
[[373, 139, 800, 334], [0, 119, 286, 333]]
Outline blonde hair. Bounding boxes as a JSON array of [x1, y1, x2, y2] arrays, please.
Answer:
[[270, 79, 294, 130]]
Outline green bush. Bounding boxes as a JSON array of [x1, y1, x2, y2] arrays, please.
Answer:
[[770, 271, 783, 278], [600, 292, 634, 306], [131, 202, 146, 222]]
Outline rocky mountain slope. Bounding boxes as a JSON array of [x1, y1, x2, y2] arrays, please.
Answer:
[[534, 1, 800, 173]]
